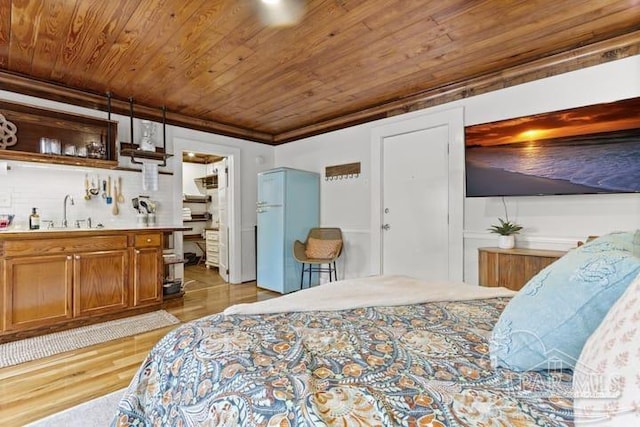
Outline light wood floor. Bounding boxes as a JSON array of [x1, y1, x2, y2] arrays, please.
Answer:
[[0, 266, 279, 426]]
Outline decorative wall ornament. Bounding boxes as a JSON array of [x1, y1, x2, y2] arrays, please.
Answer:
[[0, 112, 18, 149], [325, 162, 361, 181]]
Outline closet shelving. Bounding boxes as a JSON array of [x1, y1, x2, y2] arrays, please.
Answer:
[[182, 194, 211, 263]]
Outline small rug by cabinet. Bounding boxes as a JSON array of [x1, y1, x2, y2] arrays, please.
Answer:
[[0, 310, 180, 368], [25, 388, 126, 427]]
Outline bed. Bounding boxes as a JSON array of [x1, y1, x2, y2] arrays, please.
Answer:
[[112, 275, 577, 426]]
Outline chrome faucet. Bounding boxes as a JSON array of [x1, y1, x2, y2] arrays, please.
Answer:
[[62, 194, 75, 228]]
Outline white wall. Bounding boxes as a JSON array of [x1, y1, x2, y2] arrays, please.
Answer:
[[0, 160, 175, 229], [275, 54, 640, 284], [0, 90, 275, 283], [275, 126, 373, 280]]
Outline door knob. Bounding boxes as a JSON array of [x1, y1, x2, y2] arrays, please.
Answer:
[[382, 224, 390, 230]]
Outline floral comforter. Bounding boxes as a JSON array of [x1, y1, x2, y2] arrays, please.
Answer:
[[113, 298, 573, 426]]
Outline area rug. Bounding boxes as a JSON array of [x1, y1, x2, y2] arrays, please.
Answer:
[[26, 388, 126, 427], [0, 310, 180, 368]]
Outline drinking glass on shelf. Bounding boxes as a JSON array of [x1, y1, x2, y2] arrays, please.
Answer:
[[64, 143, 76, 156], [49, 139, 61, 155], [39, 137, 51, 154]]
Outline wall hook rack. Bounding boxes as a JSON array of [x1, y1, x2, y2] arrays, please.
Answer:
[[325, 162, 361, 181]]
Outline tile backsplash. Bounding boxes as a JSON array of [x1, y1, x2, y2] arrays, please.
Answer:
[[0, 160, 176, 230]]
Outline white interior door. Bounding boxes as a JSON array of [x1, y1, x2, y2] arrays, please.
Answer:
[[215, 159, 229, 282], [382, 125, 449, 280]]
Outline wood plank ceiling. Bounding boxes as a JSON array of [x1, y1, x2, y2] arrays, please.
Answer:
[[0, 0, 639, 145]]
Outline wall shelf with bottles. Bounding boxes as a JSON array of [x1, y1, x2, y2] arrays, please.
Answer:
[[0, 99, 118, 169]]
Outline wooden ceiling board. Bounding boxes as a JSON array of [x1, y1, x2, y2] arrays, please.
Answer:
[[47, 0, 111, 82], [211, 0, 427, 129], [219, 0, 592, 132], [108, 6, 213, 101], [102, 0, 213, 97], [1, 0, 639, 144], [136, 3, 255, 104], [29, 0, 74, 78], [62, 1, 142, 88], [91, 0, 205, 92], [274, 30, 640, 143], [8, 0, 43, 73], [255, 33, 453, 130], [0, 0, 11, 68], [189, 1, 352, 114]]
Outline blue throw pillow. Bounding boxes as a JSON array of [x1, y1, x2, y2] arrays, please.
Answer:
[[578, 230, 640, 254], [490, 233, 640, 372]]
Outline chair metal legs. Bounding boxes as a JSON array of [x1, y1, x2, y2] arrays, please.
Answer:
[[299, 261, 338, 289]]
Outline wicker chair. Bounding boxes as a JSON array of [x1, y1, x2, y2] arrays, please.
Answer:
[[293, 228, 343, 288]]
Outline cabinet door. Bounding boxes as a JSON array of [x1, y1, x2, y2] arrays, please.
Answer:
[[4, 254, 73, 331], [132, 247, 161, 306], [478, 250, 498, 287], [478, 248, 563, 291], [73, 250, 128, 317]]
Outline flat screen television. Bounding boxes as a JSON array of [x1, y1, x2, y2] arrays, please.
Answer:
[[465, 96, 640, 197]]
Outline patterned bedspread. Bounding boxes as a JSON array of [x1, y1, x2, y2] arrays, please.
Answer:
[[113, 298, 574, 426]]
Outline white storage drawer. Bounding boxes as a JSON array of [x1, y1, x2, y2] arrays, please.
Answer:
[[205, 230, 219, 268]]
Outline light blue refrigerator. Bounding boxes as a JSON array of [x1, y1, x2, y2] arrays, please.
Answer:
[[257, 167, 319, 293]]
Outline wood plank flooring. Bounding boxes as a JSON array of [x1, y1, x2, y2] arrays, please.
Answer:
[[0, 266, 279, 426]]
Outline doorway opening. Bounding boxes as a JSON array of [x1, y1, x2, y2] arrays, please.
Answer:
[[173, 137, 242, 285], [181, 151, 228, 284]]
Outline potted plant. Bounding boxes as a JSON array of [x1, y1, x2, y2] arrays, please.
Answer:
[[488, 218, 523, 249]]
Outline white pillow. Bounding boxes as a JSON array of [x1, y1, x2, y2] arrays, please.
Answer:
[[573, 271, 640, 425]]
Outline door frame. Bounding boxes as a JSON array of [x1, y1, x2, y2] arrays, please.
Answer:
[[370, 107, 465, 282], [173, 138, 242, 284]]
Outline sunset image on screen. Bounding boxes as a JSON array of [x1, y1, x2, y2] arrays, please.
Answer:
[[464, 96, 640, 197]]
